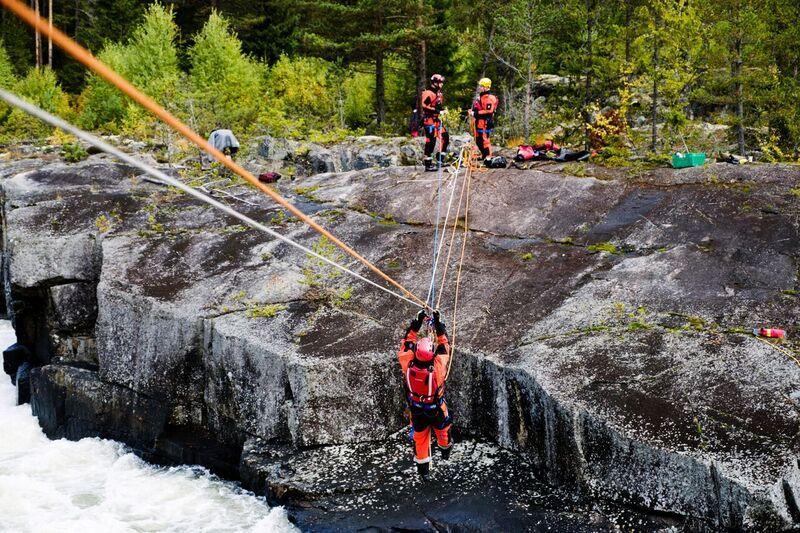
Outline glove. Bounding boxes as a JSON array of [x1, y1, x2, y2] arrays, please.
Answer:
[[410, 308, 428, 332], [432, 309, 446, 336]]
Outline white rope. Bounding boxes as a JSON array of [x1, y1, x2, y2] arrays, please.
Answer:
[[424, 146, 465, 308], [0, 88, 420, 307]]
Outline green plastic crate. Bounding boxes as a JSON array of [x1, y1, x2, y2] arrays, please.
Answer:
[[672, 152, 706, 168]]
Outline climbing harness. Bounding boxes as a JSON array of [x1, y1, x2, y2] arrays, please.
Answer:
[[0, 0, 425, 309], [0, 89, 422, 308]]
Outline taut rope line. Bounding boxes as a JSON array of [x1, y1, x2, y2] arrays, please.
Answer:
[[0, 89, 422, 308], [0, 0, 425, 308]]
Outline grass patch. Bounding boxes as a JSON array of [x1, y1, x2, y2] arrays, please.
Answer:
[[61, 142, 88, 163], [562, 162, 590, 177], [246, 303, 287, 319], [587, 241, 619, 254], [520, 252, 533, 261]]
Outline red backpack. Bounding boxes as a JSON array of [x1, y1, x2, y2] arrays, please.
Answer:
[[406, 359, 441, 404]]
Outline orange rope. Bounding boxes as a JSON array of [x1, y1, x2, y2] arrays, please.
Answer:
[[445, 160, 473, 380], [1, 0, 425, 308], [435, 145, 471, 309]]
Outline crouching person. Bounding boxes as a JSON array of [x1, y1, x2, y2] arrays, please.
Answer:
[[397, 309, 453, 480]]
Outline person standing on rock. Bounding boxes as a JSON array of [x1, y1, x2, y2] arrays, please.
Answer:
[[470, 78, 499, 164], [420, 74, 450, 171], [397, 309, 453, 480]]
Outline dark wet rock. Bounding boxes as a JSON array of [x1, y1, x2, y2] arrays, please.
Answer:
[[31, 365, 169, 447], [239, 434, 688, 532], [48, 282, 97, 332], [2, 153, 800, 529], [2, 342, 30, 381], [15, 360, 31, 404]]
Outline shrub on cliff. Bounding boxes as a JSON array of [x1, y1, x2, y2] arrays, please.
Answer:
[[0, 40, 17, 125], [1, 67, 71, 141], [189, 12, 265, 135], [78, 4, 181, 135]]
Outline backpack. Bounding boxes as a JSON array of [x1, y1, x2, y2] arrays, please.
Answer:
[[485, 155, 508, 168], [516, 145, 535, 162], [406, 359, 440, 404]]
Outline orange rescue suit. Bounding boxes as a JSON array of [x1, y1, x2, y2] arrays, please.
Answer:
[[472, 91, 498, 158], [398, 329, 452, 463]]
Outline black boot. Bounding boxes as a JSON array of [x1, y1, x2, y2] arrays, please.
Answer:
[[439, 444, 452, 461], [423, 157, 436, 171], [416, 460, 430, 480], [436, 152, 447, 166]]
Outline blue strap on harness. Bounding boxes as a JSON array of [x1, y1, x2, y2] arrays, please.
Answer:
[[408, 395, 444, 410], [477, 128, 493, 134]]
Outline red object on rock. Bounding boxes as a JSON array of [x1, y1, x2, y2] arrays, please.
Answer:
[[754, 327, 786, 339], [258, 172, 281, 184]]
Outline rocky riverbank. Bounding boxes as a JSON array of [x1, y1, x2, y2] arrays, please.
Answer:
[[2, 140, 799, 530]]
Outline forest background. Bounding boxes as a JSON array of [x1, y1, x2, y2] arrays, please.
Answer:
[[1, 0, 799, 162]]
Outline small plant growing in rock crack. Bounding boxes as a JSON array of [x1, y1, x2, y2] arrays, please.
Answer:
[[520, 252, 534, 261], [301, 236, 354, 304], [95, 214, 112, 233], [61, 142, 88, 163], [246, 303, 287, 319], [269, 210, 287, 226], [587, 241, 618, 254], [295, 185, 323, 203], [562, 162, 589, 177]]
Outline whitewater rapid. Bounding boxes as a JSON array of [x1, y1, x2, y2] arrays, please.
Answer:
[[0, 321, 297, 533]]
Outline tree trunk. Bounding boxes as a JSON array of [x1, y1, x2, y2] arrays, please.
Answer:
[[583, 0, 595, 149], [48, 0, 53, 68], [524, 64, 532, 140], [734, 36, 745, 155], [624, 0, 632, 67], [33, 0, 42, 68], [417, 39, 426, 109], [479, 21, 496, 78], [375, 51, 386, 126], [651, 10, 660, 152], [416, 0, 427, 111]]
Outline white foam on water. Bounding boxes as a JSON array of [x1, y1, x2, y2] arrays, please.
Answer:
[[0, 321, 297, 533]]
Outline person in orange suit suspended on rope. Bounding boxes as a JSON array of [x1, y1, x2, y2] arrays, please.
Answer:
[[420, 74, 450, 171], [397, 308, 452, 480], [470, 77, 499, 165]]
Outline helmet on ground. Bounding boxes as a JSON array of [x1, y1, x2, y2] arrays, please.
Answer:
[[478, 77, 492, 89], [431, 74, 445, 85], [415, 338, 435, 362]]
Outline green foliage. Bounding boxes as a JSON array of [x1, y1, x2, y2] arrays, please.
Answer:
[[78, 45, 128, 131], [79, 4, 181, 134], [2, 68, 70, 141], [246, 303, 287, 319], [342, 71, 374, 128], [587, 241, 619, 254], [0, 40, 16, 90], [189, 12, 265, 133], [61, 143, 89, 163], [269, 55, 334, 119]]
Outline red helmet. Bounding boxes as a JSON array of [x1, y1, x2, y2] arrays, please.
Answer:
[[415, 338, 434, 362], [430, 74, 445, 85]]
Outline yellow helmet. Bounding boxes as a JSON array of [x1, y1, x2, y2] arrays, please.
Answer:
[[478, 77, 492, 89]]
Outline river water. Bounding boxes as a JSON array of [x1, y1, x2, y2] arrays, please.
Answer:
[[0, 321, 297, 533]]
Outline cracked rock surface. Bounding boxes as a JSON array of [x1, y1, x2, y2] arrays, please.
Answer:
[[2, 149, 800, 530]]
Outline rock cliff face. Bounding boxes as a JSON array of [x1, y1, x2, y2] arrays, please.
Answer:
[[2, 147, 800, 530]]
